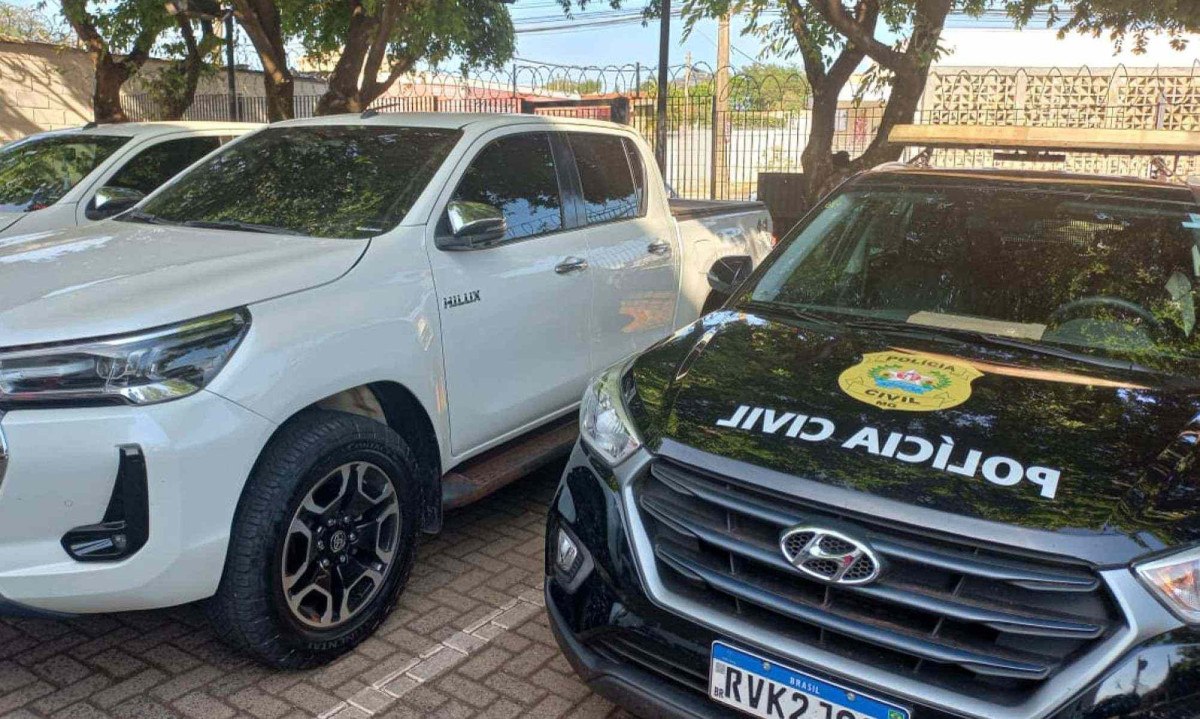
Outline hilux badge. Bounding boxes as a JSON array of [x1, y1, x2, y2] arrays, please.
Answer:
[[780, 526, 882, 586], [839, 351, 981, 412]]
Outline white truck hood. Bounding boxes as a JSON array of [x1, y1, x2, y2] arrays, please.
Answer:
[[0, 211, 24, 234], [0, 222, 368, 347]]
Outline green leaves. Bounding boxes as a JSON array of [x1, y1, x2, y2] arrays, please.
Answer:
[[281, 0, 515, 76], [0, 1, 71, 42]]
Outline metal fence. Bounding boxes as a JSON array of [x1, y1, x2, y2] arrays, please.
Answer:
[[126, 93, 321, 123], [125, 60, 1200, 201]]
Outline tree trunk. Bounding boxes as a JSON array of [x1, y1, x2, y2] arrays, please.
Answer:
[[62, 0, 158, 124], [232, 0, 295, 121], [792, 0, 951, 204], [848, 67, 929, 172], [159, 20, 220, 120], [93, 56, 132, 123], [800, 87, 840, 204], [314, 0, 414, 116], [262, 67, 294, 120], [316, 7, 374, 115]]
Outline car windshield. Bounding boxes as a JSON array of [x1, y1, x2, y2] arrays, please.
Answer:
[[134, 125, 462, 239], [0, 134, 129, 212], [746, 180, 1200, 372]]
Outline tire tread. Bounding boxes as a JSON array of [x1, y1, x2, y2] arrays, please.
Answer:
[[206, 410, 419, 669]]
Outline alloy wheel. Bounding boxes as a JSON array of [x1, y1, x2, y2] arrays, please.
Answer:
[[280, 461, 402, 629]]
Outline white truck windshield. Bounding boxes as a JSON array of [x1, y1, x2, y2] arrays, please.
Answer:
[[134, 125, 463, 239], [0, 134, 129, 212]]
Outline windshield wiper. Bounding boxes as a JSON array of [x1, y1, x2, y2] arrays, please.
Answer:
[[740, 300, 839, 327], [184, 219, 306, 236], [120, 209, 177, 226], [839, 317, 1172, 377]]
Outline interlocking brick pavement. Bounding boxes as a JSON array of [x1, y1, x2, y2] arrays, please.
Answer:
[[0, 463, 635, 719]]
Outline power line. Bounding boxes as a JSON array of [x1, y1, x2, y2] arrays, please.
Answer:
[[513, 10, 681, 35]]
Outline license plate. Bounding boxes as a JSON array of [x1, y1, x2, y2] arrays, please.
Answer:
[[709, 642, 910, 719]]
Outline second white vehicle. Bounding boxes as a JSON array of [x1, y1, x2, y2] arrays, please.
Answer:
[[0, 121, 260, 237], [0, 112, 771, 667]]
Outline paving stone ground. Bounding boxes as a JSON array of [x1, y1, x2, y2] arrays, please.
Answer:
[[0, 463, 634, 719]]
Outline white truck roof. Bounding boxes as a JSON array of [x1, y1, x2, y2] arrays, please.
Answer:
[[273, 112, 635, 133], [36, 121, 264, 139]]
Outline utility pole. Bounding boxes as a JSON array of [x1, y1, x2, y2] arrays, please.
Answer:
[[224, 9, 238, 121], [710, 12, 730, 199], [655, 0, 670, 173]]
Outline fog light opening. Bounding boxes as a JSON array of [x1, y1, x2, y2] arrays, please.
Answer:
[[556, 529, 581, 574], [551, 524, 594, 592]]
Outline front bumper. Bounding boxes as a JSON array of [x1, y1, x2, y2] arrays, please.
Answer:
[[546, 441, 1200, 719], [0, 390, 276, 613]]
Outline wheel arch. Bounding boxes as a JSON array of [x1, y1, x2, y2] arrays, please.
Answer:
[[281, 382, 443, 534]]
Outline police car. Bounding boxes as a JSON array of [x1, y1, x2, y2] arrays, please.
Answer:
[[546, 126, 1200, 719]]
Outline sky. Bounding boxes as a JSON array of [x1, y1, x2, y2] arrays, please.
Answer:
[[507, 3, 764, 69], [8, 0, 1199, 72]]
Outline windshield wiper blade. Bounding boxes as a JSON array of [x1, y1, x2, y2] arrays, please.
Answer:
[[184, 219, 305, 236], [120, 209, 176, 226], [945, 331, 1169, 376], [740, 300, 838, 326], [840, 317, 1169, 376]]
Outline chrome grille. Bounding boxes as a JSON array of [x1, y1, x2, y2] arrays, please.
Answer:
[[636, 457, 1124, 700]]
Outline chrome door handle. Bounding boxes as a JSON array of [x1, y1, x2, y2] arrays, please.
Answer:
[[647, 239, 672, 256], [555, 256, 589, 274]]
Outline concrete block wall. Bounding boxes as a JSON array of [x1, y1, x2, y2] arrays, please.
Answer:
[[1, 38, 330, 142], [0, 38, 94, 142]]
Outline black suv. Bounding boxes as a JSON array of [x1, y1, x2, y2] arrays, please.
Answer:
[[546, 166, 1200, 719]]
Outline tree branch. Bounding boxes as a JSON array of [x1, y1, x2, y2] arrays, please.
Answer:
[[60, 0, 104, 57], [124, 24, 159, 70], [808, 0, 904, 69], [364, 51, 416, 105], [362, 0, 404, 84], [783, 0, 827, 87]]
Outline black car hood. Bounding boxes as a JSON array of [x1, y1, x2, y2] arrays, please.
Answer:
[[628, 310, 1200, 558]]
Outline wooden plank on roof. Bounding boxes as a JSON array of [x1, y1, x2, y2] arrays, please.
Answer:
[[889, 125, 1200, 155]]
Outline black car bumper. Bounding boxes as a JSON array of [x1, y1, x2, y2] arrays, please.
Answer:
[[546, 584, 739, 719], [545, 442, 1200, 719]]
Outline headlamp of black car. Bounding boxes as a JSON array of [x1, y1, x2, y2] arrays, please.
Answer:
[[1136, 545, 1200, 625], [579, 359, 642, 466], [0, 309, 250, 407]]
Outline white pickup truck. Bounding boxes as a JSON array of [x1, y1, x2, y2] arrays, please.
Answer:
[[0, 113, 772, 667]]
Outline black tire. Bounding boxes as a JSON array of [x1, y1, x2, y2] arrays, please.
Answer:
[[206, 410, 420, 669]]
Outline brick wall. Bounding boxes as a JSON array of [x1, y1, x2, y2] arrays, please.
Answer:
[[0, 38, 329, 142], [0, 38, 93, 141]]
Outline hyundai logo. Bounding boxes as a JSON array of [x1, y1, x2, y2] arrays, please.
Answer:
[[779, 526, 882, 586]]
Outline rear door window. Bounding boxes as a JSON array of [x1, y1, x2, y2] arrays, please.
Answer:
[[451, 132, 564, 242], [622, 137, 647, 214], [569, 133, 640, 225]]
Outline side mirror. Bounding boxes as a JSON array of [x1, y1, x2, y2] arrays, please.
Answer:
[[707, 255, 753, 298], [437, 200, 507, 251], [87, 186, 145, 220]]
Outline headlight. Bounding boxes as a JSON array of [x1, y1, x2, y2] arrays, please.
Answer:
[[1136, 546, 1200, 623], [0, 309, 250, 407], [579, 360, 641, 466]]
